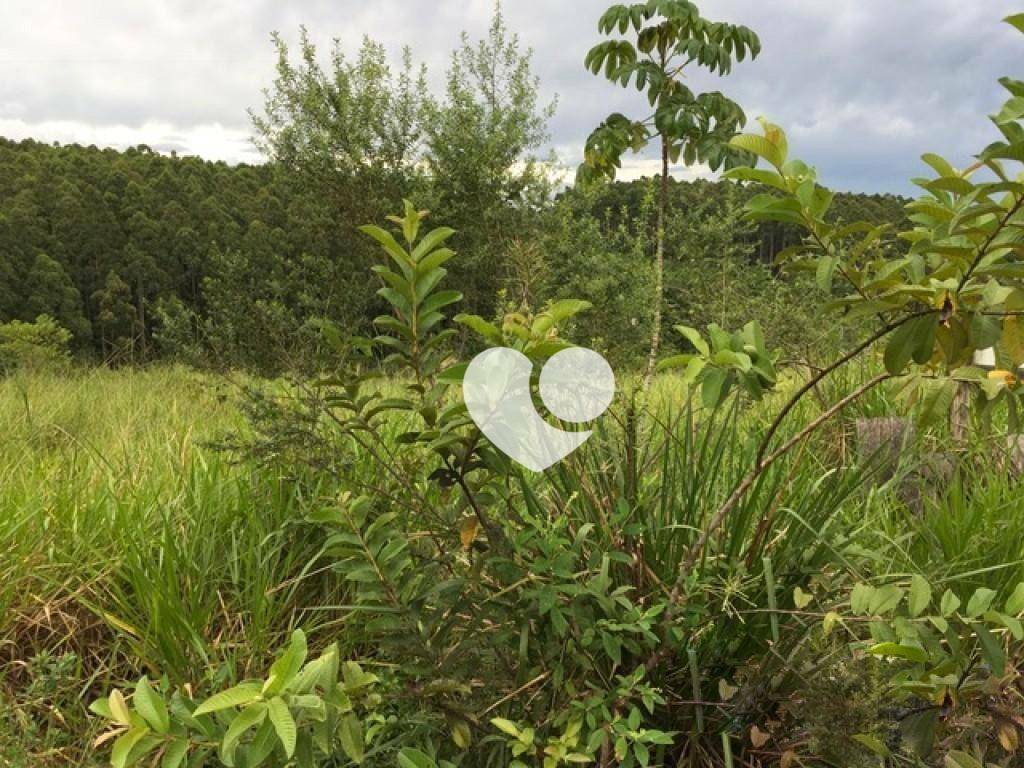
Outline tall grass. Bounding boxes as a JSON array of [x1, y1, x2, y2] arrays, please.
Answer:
[[0, 367, 350, 763], [4, 364, 1024, 765]]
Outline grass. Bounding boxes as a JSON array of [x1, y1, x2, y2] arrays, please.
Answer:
[[0, 366, 351, 764], [3, 363, 1024, 766]]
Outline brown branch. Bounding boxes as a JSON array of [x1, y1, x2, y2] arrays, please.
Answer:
[[755, 312, 930, 466]]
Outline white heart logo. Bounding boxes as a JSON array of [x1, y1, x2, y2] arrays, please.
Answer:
[[463, 347, 616, 471]]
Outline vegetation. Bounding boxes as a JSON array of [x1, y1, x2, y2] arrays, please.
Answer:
[[3, 3, 1024, 768]]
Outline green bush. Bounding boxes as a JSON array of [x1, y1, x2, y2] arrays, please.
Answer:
[[0, 315, 72, 374]]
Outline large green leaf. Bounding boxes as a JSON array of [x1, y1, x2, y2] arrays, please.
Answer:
[[263, 630, 308, 696], [885, 315, 937, 374], [867, 642, 927, 663], [908, 576, 932, 618], [133, 678, 169, 734], [339, 713, 365, 764], [221, 703, 268, 763], [267, 698, 297, 758], [729, 131, 783, 168], [194, 682, 263, 716]]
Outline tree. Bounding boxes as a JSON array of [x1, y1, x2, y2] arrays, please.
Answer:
[[423, 2, 556, 318], [23, 252, 91, 347], [579, 0, 761, 385], [251, 30, 430, 227], [91, 271, 137, 363]]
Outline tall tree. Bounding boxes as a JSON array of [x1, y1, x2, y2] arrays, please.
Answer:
[[423, 2, 556, 317], [579, 1, 760, 385]]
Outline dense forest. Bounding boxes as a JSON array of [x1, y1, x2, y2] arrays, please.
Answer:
[[0, 13, 909, 374], [0, 135, 908, 372]]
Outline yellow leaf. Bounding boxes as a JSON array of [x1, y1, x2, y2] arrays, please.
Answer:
[[459, 517, 479, 550], [989, 370, 1018, 387], [823, 611, 841, 637], [718, 679, 738, 701], [781, 750, 798, 768], [999, 721, 1020, 752], [793, 587, 813, 609], [109, 690, 132, 726], [750, 725, 770, 748], [1005, 316, 1024, 363], [92, 728, 126, 748]]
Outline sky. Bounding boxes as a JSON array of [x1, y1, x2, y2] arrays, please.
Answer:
[[1, 0, 1021, 194]]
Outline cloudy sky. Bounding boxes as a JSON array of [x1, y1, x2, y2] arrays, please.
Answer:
[[1, 0, 1021, 194]]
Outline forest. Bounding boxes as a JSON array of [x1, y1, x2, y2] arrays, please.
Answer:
[[3, 3, 1024, 768]]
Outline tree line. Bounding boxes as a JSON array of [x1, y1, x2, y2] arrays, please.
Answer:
[[0, 9, 909, 373]]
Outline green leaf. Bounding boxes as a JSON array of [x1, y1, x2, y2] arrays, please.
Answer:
[[995, 96, 1024, 125], [193, 682, 262, 716], [908, 575, 932, 618], [263, 630, 308, 696], [221, 703, 268, 762], [966, 587, 997, 618], [852, 733, 891, 757], [339, 714, 364, 764], [359, 225, 413, 279], [1005, 582, 1024, 615], [133, 678, 169, 734], [161, 738, 189, 768], [793, 587, 813, 609], [816, 255, 837, 293], [868, 584, 905, 615], [970, 313, 1002, 349], [1007, 13, 1024, 34], [868, 642, 928, 663], [921, 153, 957, 178], [729, 134, 783, 169], [885, 315, 937, 374], [267, 698, 297, 758], [454, 314, 503, 345], [491, 718, 521, 738], [1003, 316, 1024, 361], [722, 166, 788, 191], [89, 698, 113, 720], [675, 325, 709, 356], [850, 583, 875, 615], [398, 748, 438, 768], [941, 590, 961, 617], [975, 622, 1006, 675], [411, 227, 456, 262], [701, 368, 729, 409], [945, 751, 984, 768], [108, 689, 133, 726], [111, 727, 150, 768]]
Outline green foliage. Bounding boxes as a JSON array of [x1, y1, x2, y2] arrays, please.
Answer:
[[91, 631, 381, 768], [841, 576, 1024, 760], [716, 17, 1024, 433], [580, 1, 760, 180], [0, 314, 72, 374], [659, 320, 777, 407]]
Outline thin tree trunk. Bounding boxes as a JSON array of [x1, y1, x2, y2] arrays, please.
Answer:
[[643, 138, 669, 389]]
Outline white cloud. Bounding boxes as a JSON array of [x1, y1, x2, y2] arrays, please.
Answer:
[[1, 0, 1021, 192], [0, 117, 259, 164]]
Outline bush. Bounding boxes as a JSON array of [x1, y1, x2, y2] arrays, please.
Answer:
[[0, 315, 72, 375]]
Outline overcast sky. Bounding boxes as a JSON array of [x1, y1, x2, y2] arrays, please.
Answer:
[[1, 0, 1021, 194]]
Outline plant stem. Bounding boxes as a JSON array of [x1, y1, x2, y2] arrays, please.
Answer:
[[755, 311, 931, 466], [643, 135, 669, 390]]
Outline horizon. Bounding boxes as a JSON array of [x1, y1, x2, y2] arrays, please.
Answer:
[[2, 0, 1021, 195]]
